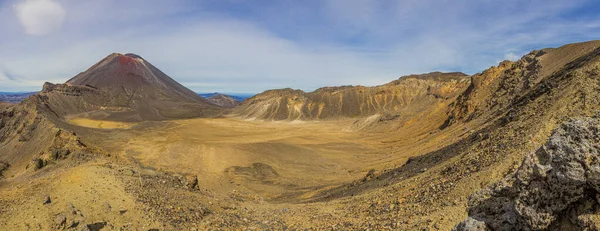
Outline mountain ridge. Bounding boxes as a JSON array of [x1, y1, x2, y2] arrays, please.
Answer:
[[203, 93, 240, 108], [232, 71, 470, 121]]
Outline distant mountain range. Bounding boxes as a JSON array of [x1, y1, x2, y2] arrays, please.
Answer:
[[0, 92, 37, 103], [0, 92, 255, 104], [198, 93, 254, 102]]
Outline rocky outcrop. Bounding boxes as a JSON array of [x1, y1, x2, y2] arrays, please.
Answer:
[[454, 116, 600, 230], [442, 50, 548, 128], [443, 40, 600, 128]]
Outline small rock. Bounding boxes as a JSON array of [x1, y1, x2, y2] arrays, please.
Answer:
[[69, 220, 80, 229], [452, 217, 488, 231], [43, 196, 51, 205], [28, 158, 45, 170], [184, 175, 199, 189], [55, 214, 66, 227], [87, 221, 107, 231], [362, 169, 376, 182], [103, 202, 112, 211]]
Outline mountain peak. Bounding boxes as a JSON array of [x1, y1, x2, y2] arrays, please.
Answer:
[[123, 53, 142, 58], [117, 53, 144, 66], [59, 53, 220, 121]]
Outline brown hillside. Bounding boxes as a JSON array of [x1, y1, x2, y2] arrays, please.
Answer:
[[443, 40, 600, 127], [0, 98, 104, 182], [205, 94, 240, 108], [308, 40, 600, 230], [233, 72, 470, 120]]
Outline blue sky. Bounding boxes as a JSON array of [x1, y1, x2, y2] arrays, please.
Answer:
[[1, 0, 600, 93]]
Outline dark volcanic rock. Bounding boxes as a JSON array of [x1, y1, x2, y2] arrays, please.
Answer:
[[87, 221, 107, 231], [454, 117, 600, 230], [28, 158, 46, 170], [43, 195, 51, 205]]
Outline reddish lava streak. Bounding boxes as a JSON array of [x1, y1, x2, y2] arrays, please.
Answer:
[[119, 55, 137, 65]]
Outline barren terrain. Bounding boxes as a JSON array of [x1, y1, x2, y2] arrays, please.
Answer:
[[2, 41, 600, 230], [0, 105, 469, 230]]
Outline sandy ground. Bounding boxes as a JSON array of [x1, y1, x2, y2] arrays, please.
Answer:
[[0, 112, 469, 230], [0, 160, 161, 230], [68, 118, 135, 129], [70, 117, 396, 200]]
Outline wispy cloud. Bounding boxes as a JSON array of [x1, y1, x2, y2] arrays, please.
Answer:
[[1, 0, 600, 92], [504, 53, 520, 61], [14, 0, 65, 35]]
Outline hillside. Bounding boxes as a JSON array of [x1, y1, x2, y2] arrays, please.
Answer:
[[232, 72, 470, 121], [444, 40, 600, 127], [204, 93, 241, 108], [308, 40, 600, 230]]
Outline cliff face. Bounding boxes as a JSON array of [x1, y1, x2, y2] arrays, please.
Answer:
[[233, 72, 470, 120]]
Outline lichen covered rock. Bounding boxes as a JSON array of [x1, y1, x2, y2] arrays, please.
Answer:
[[454, 117, 600, 230]]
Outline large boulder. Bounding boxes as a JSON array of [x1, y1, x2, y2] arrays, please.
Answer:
[[454, 116, 600, 230]]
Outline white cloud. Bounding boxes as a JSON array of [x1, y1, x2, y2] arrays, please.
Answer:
[[504, 52, 521, 61], [1, 0, 600, 93], [0, 19, 404, 92], [0, 70, 49, 92], [14, 0, 66, 35]]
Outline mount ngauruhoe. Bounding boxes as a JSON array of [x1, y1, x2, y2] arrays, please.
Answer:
[[1, 41, 600, 230], [42, 53, 221, 122]]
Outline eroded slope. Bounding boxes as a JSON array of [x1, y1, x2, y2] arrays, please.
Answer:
[[233, 72, 469, 121]]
